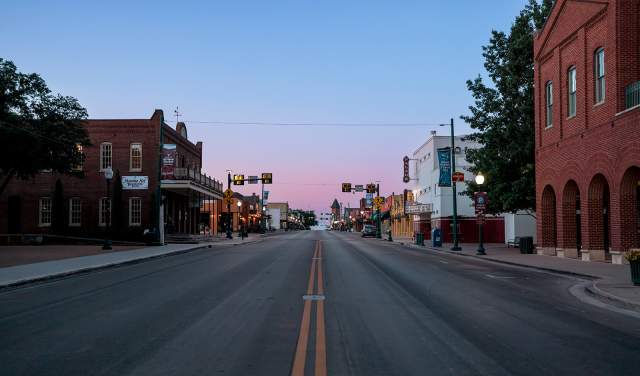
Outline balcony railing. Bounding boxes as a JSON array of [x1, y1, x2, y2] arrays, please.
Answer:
[[173, 167, 223, 193], [625, 80, 640, 110]]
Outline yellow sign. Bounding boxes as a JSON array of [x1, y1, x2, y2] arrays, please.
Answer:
[[224, 197, 234, 205], [223, 188, 233, 198]]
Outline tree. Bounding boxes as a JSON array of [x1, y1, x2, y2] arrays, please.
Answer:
[[0, 58, 90, 196], [461, 0, 554, 214]]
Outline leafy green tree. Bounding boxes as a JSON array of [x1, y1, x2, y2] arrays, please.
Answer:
[[0, 58, 90, 196], [461, 0, 554, 214]]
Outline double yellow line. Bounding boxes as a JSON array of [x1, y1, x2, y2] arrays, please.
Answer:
[[291, 240, 327, 376]]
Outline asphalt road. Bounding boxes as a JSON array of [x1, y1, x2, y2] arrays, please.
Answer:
[[1, 231, 639, 375]]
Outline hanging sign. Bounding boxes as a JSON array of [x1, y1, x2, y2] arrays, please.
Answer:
[[161, 144, 177, 179], [122, 176, 149, 190], [475, 192, 488, 214], [403, 156, 410, 183], [437, 148, 451, 187]]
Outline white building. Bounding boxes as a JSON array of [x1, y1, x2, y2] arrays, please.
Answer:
[[410, 134, 504, 243], [267, 208, 281, 230]]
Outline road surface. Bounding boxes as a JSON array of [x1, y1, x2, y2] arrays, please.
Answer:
[[1, 231, 639, 375]]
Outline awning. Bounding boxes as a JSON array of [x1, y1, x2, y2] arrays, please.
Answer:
[[161, 179, 223, 199]]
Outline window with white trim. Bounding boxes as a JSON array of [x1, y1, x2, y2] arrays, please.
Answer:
[[545, 81, 553, 127], [130, 143, 142, 171], [595, 48, 605, 104], [99, 198, 111, 226], [100, 142, 112, 171], [39, 197, 52, 226], [568, 67, 576, 117], [69, 198, 81, 226], [129, 197, 142, 226], [73, 144, 84, 171]]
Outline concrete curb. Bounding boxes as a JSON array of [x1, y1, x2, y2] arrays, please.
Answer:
[[0, 235, 273, 291], [381, 238, 640, 311]]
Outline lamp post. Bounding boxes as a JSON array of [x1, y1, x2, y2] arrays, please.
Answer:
[[375, 183, 382, 239], [440, 118, 461, 251], [237, 200, 243, 239], [226, 170, 232, 239], [475, 173, 486, 255], [103, 167, 113, 250]]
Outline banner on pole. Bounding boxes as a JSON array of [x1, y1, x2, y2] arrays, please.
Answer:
[[161, 144, 177, 179], [437, 147, 452, 187]]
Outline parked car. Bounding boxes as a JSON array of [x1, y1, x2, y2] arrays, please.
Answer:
[[361, 224, 377, 237]]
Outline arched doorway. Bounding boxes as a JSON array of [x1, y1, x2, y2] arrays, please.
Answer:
[[561, 180, 581, 258], [620, 166, 640, 251], [587, 174, 611, 261], [540, 185, 557, 252]]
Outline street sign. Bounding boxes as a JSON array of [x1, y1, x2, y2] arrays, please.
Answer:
[[355, 185, 364, 192], [403, 156, 410, 183], [405, 203, 433, 214], [262, 173, 273, 184], [342, 183, 352, 193], [223, 188, 233, 199], [452, 172, 465, 182], [373, 197, 384, 209], [476, 213, 485, 225], [366, 184, 377, 194], [475, 192, 488, 214], [263, 191, 269, 200], [224, 197, 234, 205], [248, 175, 259, 184], [233, 174, 245, 185]]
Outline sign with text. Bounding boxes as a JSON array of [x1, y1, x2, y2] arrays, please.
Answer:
[[403, 156, 410, 183], [263, 191, 269, 200], [437, 148, 451, 187], [355, 185, 364, 192], [405, 203, 433, 214], [248, 176, 259, 184], [365, 192, 373, 207], [474, 192, 488, 214], [452, 171, 465, 182], [122, 176, 149, 190], [161, 144, 177, 179]]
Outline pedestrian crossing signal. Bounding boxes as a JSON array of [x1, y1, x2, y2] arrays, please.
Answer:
[[342, 183, 352, 193], [233, 175, 245, 185], [366, 184, 377, 194], [261, 173, 273, 184]]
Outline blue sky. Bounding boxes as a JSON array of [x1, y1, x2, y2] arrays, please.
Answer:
[[2, 0, 529, 212]]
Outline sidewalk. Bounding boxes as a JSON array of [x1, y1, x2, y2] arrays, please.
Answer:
[[0, 233, 266, 289], [387, 237, 640, 310]]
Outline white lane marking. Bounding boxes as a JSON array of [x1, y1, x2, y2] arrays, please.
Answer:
[[485, 274, 516, 279], [438, 260, 449, 264], [303, 295, 326, 301]]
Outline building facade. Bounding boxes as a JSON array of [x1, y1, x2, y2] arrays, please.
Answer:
[[0, 110, 223, 241], [411, 134, 504, 243], [534, 0, 640, 261]]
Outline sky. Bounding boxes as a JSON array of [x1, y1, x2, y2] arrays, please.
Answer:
[[2, 0, 529, 214]]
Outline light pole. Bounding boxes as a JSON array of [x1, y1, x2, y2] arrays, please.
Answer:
[[375, 183, 382, 239], [440, 118, 461, 251], [237, 200, 244, 239], [103, 167, 113, 250], [475, 173, 486, 255]]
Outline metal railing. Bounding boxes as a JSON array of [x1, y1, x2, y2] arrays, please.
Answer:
[[173, 167, 223, 192], [625, 80, 640, 110]]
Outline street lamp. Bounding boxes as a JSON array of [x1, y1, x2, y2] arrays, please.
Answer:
[[440, 118, 461, 251], [237, 201, 244, 239], [102, 167, 113, 250], [475, 173, 486, 255], [226, 169, 233, 239]]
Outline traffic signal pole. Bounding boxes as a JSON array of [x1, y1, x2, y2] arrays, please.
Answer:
[[376, 183, 382, 239], [449, 118, 461, 251], [226, 172, 232, 239]]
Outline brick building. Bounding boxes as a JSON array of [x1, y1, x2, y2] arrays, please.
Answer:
[[534, 0, 640, 261], [0, 109, 224, 241]]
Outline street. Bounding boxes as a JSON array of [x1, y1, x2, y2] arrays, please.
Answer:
[[1, 231, 640, 376]]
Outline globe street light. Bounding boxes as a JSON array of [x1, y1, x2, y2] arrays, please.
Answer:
[[475, 173, 486, 255]]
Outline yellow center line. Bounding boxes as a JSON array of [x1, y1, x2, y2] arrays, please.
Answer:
[[315, 241, 327, 376], [291, 241, 318, 376]]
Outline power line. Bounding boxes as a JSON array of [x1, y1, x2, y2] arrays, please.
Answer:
[[180, 120, 445, 127]]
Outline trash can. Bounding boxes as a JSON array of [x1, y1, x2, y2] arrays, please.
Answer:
[[519, 236, 534, 254], [143, 228, 157, 246], [432, 228, 442, 247]]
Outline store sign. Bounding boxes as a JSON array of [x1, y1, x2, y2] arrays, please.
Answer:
[[437, 148, 451, 187], [403, 156, 410, 183], [162, 144, 177, 179], [122, 176, 149, 190], [405, 203, 433, 214]]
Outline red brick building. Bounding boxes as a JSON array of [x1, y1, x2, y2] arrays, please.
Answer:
[[534, 0, 640, 261], [0, 110, 223, 242]]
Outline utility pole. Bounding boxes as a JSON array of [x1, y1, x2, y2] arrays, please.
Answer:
[[226, 171, 232, 239], [260, 180, 265, 233], [376, 183, 382, 238], [449, 118, 461, 251]]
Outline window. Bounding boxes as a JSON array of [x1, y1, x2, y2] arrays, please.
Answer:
[[130, 143, 142, 171], [129, 197, 142, 226], [73, 144, 84, 171], [545, 81, 553, 127], [39, 197, 52, 226], [568, 67, 576, 117], [99, 198, 111, 226], [69, 198, 81, 226], [100, 142, 112, 171], [595, 48, 605, 103]]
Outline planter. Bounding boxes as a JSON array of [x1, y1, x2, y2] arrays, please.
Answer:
[[631, 261, 640, 286]]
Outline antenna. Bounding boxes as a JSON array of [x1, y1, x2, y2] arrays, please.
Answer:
[[174, 106, 182, 124]]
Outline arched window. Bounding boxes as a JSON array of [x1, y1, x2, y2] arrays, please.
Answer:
[[594, 48, 605, 103]]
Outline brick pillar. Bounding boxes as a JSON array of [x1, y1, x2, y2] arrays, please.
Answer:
[[540, 185, 557, 254]]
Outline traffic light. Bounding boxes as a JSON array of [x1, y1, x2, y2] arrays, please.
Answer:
[[262, 173, 273, 184], [233, 174, 245, 185], [366, 183, 377, 194], [342, 183, 352, 193]]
